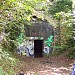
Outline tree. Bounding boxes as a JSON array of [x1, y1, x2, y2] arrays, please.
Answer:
[[48, 0, 72, 46], [72, 0, 75, 40], [0, 0, 47, 51]]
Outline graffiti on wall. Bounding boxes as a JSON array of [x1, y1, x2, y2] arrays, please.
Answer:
[[44, 35, 53, 55], [16, 38, 34, 57], [44, 35, 53, 47], [25, 21, 54, 39], [32, 31, 45, 37], [16, 36, 54, 57], [23, 17, 54, 57]]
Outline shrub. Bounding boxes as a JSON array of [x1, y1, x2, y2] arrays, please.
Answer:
[[63, 38, 75, 59]]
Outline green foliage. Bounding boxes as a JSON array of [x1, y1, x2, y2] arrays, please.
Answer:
[[0, 68, 8, 75], [16, 33, 24, 44], [65, 38, 75, 49], [0, 46, 17, 75], [0, 20, 25, 52], [48, 0, 72, 15], [67, 50, 75, 59], [52, 48, 64, 55], [48, 0, 72, 21], [1, 0, 47, 22], [5, 21, 21, 40], [0, 0, 47, 52], [35, 1, 47, 11], [63, 38, 75, 59], [53, 38, 75, 58]]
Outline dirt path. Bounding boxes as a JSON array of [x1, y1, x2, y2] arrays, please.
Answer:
[[14, 54, 73, 75]]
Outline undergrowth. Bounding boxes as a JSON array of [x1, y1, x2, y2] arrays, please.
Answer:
[[52, 38, 75, 59], [0, 45, 18, 75]]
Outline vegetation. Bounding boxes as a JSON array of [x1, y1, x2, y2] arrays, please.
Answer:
[[0, 45, 17, 75], [0, 0, 75, 74], [65, 38, 75, 59], [48, 0, 75, 59]]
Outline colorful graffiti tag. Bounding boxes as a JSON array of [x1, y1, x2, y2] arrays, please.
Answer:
[[16, 36, 54, 57], [44, 35, 53, 55], [17, 37, 34, 57], [44, 35, 53, 47], [32, 31, 45, 37]]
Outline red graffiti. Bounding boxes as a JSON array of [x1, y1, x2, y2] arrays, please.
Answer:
[[32, 31, 45, 37], [32, 32, 37, 36]]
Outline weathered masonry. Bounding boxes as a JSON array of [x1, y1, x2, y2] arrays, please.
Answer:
[[24, 16, 54, 57], [25, 16, 54, 39]]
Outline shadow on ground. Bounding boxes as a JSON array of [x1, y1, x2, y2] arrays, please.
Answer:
[[14, 54, 73, 75]]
